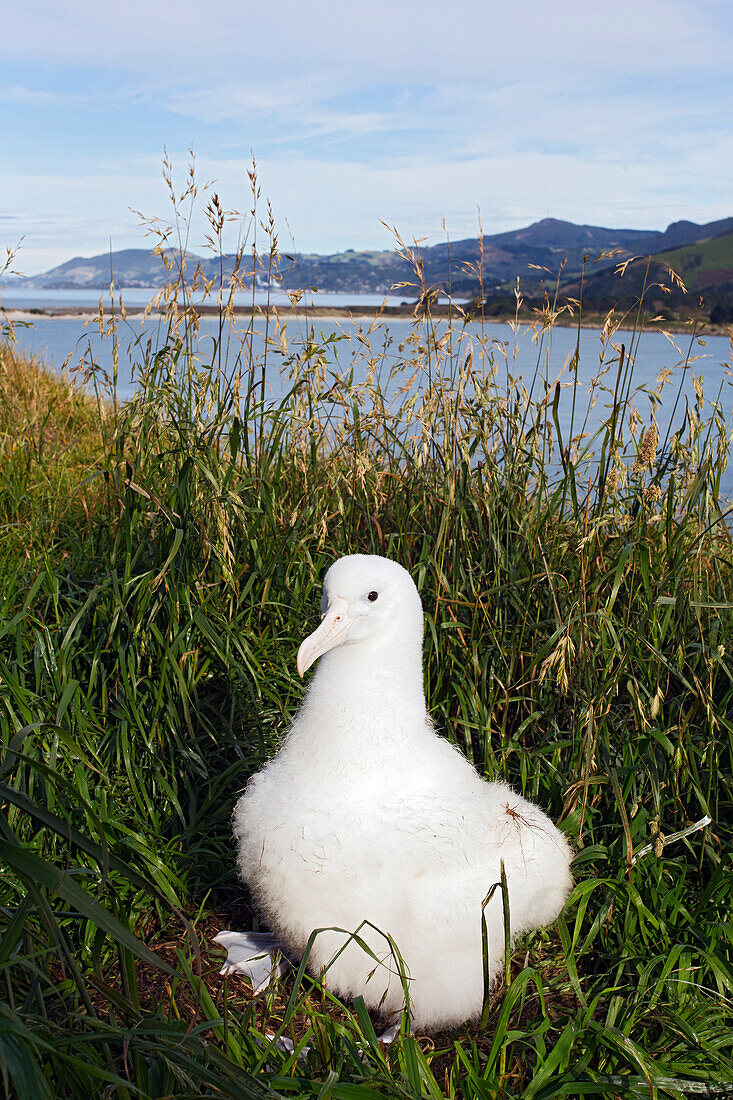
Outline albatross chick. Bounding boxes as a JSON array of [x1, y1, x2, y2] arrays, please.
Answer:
[[224, 554, 573, 1032]]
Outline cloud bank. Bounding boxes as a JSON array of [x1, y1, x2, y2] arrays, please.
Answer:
[[2, 0, 731, 273]]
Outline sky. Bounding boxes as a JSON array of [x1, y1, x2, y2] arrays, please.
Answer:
[[2, 0, 733, 275]]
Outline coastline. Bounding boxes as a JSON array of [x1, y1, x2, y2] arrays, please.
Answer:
[[4, 304, 732, 337]]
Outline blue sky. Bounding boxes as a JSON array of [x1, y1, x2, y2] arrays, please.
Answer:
[[2, 0, 732, 274]]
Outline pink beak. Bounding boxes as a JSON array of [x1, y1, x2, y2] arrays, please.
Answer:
[[296, 597, 352, 677]]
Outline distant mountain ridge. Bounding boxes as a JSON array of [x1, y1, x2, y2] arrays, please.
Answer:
[[6, 216, 733, 301]]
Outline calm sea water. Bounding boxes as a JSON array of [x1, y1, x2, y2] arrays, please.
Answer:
[[0, 287, 423, 312], [6, 296, 733, 497]]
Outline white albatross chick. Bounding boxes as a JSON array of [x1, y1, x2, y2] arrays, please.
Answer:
[[225, 555, 573, 1032]]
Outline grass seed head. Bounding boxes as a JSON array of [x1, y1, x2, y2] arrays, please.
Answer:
[[633, 423, 659, 472]]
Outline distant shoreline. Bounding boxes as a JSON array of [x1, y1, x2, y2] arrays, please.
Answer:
[[4, 304, 731, 337]]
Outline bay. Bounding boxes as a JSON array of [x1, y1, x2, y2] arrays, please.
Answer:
[[5, 299, 733, 499], [0, 287, 425, 312]]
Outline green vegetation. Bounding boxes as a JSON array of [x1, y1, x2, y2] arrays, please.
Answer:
[[551, 232, 733, 326], [655, 231, 733, 286], [1, 187, 733, 1098]]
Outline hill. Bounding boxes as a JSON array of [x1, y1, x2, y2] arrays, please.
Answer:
[[9, 248, 199, 290], [654, 230, 733, 291], [6, 216, 733, 305], [557, 229, 733, 320]]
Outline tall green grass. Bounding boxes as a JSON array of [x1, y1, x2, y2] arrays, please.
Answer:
[[1, 179, 732, 1098]]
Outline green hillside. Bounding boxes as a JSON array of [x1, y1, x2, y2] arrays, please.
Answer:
[[550, 229, 733, 321], [654, 229, 733, 290]]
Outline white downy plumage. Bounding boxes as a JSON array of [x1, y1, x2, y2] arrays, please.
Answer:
[[228, 555, 573, 1032]]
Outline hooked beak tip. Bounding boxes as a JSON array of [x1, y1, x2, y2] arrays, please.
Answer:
[[296, 596, 351, 677]]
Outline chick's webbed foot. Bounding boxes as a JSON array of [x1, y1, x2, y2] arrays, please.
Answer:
[[214, 930, 288, 994]]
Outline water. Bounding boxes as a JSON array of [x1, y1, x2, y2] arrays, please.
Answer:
[[5, 299, 733, 497], [0, 287, 428, 312]]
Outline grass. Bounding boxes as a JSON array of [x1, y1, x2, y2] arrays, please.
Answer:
[[1, 175, 732, 1098]]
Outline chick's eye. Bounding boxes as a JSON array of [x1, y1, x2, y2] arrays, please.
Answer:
[[367, 591, 378, 602]]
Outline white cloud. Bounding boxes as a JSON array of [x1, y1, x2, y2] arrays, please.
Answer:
[[4, 0, 731, 82], [0, 84, 93, 107], [165, 79, 399, 146]]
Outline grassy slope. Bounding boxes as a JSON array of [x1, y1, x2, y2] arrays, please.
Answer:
[[654, 230, 733, 289], [0, 275, 732, 1098], [560, 231, 733, 312]]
